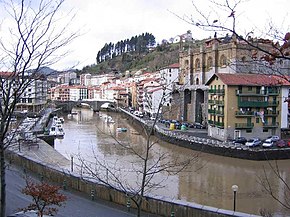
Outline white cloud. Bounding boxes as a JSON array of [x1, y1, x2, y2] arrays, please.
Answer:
[[1, 0, 289, 71]]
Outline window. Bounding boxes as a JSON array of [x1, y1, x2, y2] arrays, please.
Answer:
[[220, 55, 227, 66], [196, 78, 199, 85], [207, 57, 213, 69], [248, 87, 252, 91], [256, 118, 259, 123], [195, 58, 201, 70]]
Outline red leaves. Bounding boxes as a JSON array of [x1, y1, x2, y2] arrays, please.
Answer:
[[21, 180, 67, 217]]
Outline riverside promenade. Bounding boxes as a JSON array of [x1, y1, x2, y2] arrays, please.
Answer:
[[6, 109, 261, 217]]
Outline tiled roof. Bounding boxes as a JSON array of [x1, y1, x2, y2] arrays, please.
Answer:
[[213, 73, 290, 86], [168, 63, 180, 68]]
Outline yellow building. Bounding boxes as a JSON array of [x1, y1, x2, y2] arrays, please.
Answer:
[[206, 73, 288, 141]]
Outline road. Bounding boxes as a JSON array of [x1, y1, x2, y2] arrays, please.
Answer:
[[6, 164, 160, 217]]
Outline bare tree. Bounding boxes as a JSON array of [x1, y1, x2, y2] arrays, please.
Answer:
[[77, 86, 200, 217], [173, 0, 290, 75], [0, 0, 77, 216], [257, 160, 290, 214]]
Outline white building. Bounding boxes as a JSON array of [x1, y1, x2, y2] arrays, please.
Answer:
[[144, 87, 164, 117], [159, 63, 180, 107], [69, 86, 88, 101]]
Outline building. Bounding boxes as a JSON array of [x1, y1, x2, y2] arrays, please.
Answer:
[[206, 73, 290, 141], [0, 72, 48, 113], [177, 34, 290, 125]]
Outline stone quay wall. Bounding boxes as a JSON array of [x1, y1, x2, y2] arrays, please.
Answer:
[[119, 109, 290, 161]]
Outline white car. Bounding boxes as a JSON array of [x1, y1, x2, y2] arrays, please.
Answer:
[[262, 140, 274, 148], [266, 135, 280, 142], [245, 138, 261, 147]]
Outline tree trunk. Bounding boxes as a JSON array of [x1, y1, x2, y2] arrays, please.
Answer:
[[0, 149, 6, 217]]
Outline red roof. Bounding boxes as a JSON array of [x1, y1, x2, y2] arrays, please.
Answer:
[[168, 63, 180, 68], [207, 73, 290, 86]]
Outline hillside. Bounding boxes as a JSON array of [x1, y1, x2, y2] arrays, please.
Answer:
[[81, 42, 180, 75]]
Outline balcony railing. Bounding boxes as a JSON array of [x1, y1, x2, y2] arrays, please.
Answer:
[[208, 120, 224, 128], [208, 100, 224, 105], [208, 89, 225, 95], [264, 111, 278, 116], [236, 89, 279, 96], [235, 111, 255, 117], [263, 122, 279, 128], [238, 100, 268, 107], [216, 110, 224, 116], [235, 123, 254, 129]]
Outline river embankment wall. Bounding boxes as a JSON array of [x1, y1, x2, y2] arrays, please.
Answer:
[[119, 109, 290, 161]]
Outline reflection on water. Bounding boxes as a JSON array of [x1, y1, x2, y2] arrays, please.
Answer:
[[55, 108, 290, 216]]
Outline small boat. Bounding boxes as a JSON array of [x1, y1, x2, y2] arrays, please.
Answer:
[[116, 127, 127, 132]]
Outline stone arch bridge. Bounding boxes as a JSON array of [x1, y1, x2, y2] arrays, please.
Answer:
[[53, 99, 115, 113]]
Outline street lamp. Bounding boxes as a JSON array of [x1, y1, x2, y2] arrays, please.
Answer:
[[231, 185, 238, 212], [71, 155, 74, 172]]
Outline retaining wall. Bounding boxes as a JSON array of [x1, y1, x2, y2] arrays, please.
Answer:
[[119, 109, 290, 161]]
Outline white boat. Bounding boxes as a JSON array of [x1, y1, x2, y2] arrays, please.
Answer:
[[116, 127, 127, 132]]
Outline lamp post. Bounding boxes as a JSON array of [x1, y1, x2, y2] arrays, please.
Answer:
[[231, 185, 238, 212], [71, 155, 74, 172]]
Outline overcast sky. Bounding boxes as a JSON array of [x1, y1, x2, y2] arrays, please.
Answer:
[[1, 0, 289, 71]]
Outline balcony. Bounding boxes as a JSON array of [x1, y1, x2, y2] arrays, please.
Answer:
[[263, 122, 279, 128], [208, 109, 215, 114], [268, 101, 278, 106], [236, 89, 279, 96], [216, 110, 224, 116], [208, 89, 225, 95], [235, 123, 254, 129], [264, 111, 278, 116], [238, 100, 268, 107], [208, 120, 224, 128], [208, 100, 224, 105], [235, 111, 255, 117]]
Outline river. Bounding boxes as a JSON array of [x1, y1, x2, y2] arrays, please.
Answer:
[[54, 108, 290, 216]]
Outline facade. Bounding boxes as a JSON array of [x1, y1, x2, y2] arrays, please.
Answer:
[[177, 34, 290, 125], [144, 87, 164, 118], [0, 72, 47, 113], [206, 73, 290, 141], [69, 86, 88, 101]]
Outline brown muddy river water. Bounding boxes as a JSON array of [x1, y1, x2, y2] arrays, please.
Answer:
[[54, 108, 290, 216]]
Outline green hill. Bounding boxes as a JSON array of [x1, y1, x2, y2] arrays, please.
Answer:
[[81, 42, 180, 75]]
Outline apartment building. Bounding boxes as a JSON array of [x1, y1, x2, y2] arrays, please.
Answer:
[[206, 73, 290, 141], [0, 72, 47, 113]]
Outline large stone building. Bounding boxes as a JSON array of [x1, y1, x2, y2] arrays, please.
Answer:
[[177, 34, 290, 126]]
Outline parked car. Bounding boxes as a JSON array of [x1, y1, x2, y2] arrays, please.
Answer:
[[275, 139, 286, 148], [164, 120, 171, 127], [233, 137, 247, 145], [182, 122, 194, 128], [266, 135, 280, 142], [193, 122, 206, 129], [245, 138, 261, 147], [262, 140, 274, 148]]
